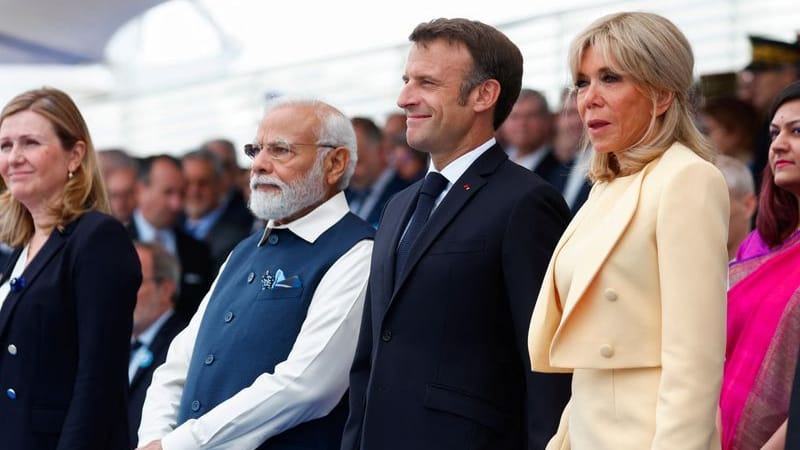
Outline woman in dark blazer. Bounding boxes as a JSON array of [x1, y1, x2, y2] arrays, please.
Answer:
[[0, 87, 141, 450]]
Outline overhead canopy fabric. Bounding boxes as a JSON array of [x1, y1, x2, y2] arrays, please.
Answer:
[[0, 0, 167, 64]]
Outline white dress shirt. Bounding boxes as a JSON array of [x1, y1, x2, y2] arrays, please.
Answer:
[[129, 310, 174, 383], [429, 137, 495, 210], [138, 191, 373, 450]]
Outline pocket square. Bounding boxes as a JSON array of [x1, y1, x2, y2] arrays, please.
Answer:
[[275, 275, 302, 289]]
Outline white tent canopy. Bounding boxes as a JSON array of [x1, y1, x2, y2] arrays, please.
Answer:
[[0, 0, 798, 157]]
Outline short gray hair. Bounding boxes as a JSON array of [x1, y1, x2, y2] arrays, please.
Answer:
[[135, 241, 182, 301], [715, 155, 755, 198], [264, 98, 358, 190]]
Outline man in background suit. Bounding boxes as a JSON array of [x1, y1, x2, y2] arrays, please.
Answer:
[[128, 155, 213, 321], [182, 150, 253, 273], [342, 18, 572, 450], [503, 89, 565, 192], [200, 138, 255, 231], [128, 242, 187, 449], [346, 117, 410, 228]]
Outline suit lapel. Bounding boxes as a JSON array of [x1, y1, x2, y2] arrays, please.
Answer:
[[379, 184, 419, 303], [0, 228, 69, 337], [390, 145, 506, 299], [554, 165, 649, 334]]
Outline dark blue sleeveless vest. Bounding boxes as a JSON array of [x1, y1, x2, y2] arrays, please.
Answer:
[[177, 212, 373, 449]]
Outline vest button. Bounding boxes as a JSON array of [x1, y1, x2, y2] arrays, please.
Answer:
[[205, 354, 215, 365], [7, 344, 17, 355], [191, 400, 200, 411], [6, 388, 16, 400], [381, 330, 393, 342], [224, 311, 234, 323], [268, 234, 279, 245], [247, 272, 255, 283]]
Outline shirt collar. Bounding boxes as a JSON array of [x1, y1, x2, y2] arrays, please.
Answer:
[[257, 191, 349, 246], [135, 309, 174, 347], [430, 137, 496, 184]]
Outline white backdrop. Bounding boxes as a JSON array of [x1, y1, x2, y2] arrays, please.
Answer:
[[0, 0, 798, 161]]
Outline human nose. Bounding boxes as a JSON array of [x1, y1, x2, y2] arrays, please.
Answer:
[[250, 149, 275, 175], [397, 82, 415, 110], [770, 130, 789, 155], [581, 82, 603, 110]]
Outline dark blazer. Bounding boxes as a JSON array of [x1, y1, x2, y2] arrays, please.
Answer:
[[347, 171, 412, 229], [198, 210, 253, 275], [342, 145, 572, 450], [127, 221, 214, 321], [525, 147, 566, 193], [128, 313, 187, 449], [0, 211, 141, 450]]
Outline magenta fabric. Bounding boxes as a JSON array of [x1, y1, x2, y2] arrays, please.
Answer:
[[721, 233, 800, 449]]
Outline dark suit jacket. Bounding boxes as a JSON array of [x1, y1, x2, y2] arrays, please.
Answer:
[[347, 171, 412, 228], [127, 221, 214, 321], [526, 147, 567, 193], [0, 211, 141, 450], [128, 313, 187, 449], [342, 145, 572, 450]]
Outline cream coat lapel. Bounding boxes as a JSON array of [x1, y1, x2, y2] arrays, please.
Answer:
[[552, 164, 650, 343]]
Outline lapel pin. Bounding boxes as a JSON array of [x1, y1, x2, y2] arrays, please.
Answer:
[[463, 184, 471, 191]]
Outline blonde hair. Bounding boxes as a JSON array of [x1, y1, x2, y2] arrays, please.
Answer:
[[0, 87, 109, 247], [569, 12, 714, 182]]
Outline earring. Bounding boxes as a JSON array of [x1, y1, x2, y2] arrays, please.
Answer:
[[68, 171, 74, 179]]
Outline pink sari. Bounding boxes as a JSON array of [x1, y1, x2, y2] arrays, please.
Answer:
[[721, 231, 800, 449]]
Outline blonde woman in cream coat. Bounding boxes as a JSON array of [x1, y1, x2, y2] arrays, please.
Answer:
[[528, 12, 729, 450]]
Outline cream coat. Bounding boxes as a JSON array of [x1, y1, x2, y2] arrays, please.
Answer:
[[528, 143, 729, 450]]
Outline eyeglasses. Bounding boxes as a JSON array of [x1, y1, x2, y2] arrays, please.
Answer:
[[244, 142, 338, 162]]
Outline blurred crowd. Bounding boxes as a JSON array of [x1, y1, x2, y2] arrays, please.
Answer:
[[0, 17, 799, 450]]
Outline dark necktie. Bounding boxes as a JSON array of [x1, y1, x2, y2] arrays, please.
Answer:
[[395, 172, 448, 280], [130, 339, 143, 355]]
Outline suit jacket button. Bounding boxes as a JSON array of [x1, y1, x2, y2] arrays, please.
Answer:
[[268, 234, 279, 245], [600, 344, 615, 358], [224, 311, 234, 323], [247, 272, 256, 283], [7, 344, 17, 355], [604, 289, 618, 302], [381, 330, 393, 342], [205, 354, 215, 365], [6, 388, 16, 400], [191, 400, 201, 411]]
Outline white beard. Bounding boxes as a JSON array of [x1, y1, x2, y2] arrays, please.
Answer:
[[248, 155, 327, 222]]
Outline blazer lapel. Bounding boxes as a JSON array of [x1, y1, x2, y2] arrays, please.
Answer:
[[391, 145, 506, 299], [380, 184, 419, 304], [0, 228, 69, 337], [554, 165, 650, 336]]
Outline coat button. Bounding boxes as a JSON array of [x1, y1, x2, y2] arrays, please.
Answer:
[[205, 354, 215, 365], [6, 388, 16, 400], [191, 400, 200, 411], [381, 330, 393, 342], [268, 234, 279, 245], [7, 344, 17, 355], [600, 344, 615, 358], [224, 311, 234, 323], [247, 272, 255, 283], [604, 289, 618, 302]]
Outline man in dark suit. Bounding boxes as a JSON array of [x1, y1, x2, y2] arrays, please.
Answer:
[[181, 150, 253, 273], [345, 117, 410, 228], [128, 155, 213, 321], [342, 18, 572, 450], [128, 242, 187, 449], [200, 138, 255, 231], [503, 88, 566, 192]]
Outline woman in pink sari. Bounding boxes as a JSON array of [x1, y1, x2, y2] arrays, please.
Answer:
[[721, 80, 800, 450]]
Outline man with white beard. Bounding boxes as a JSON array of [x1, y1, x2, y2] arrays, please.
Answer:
[[136, 99, 375, 450]]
